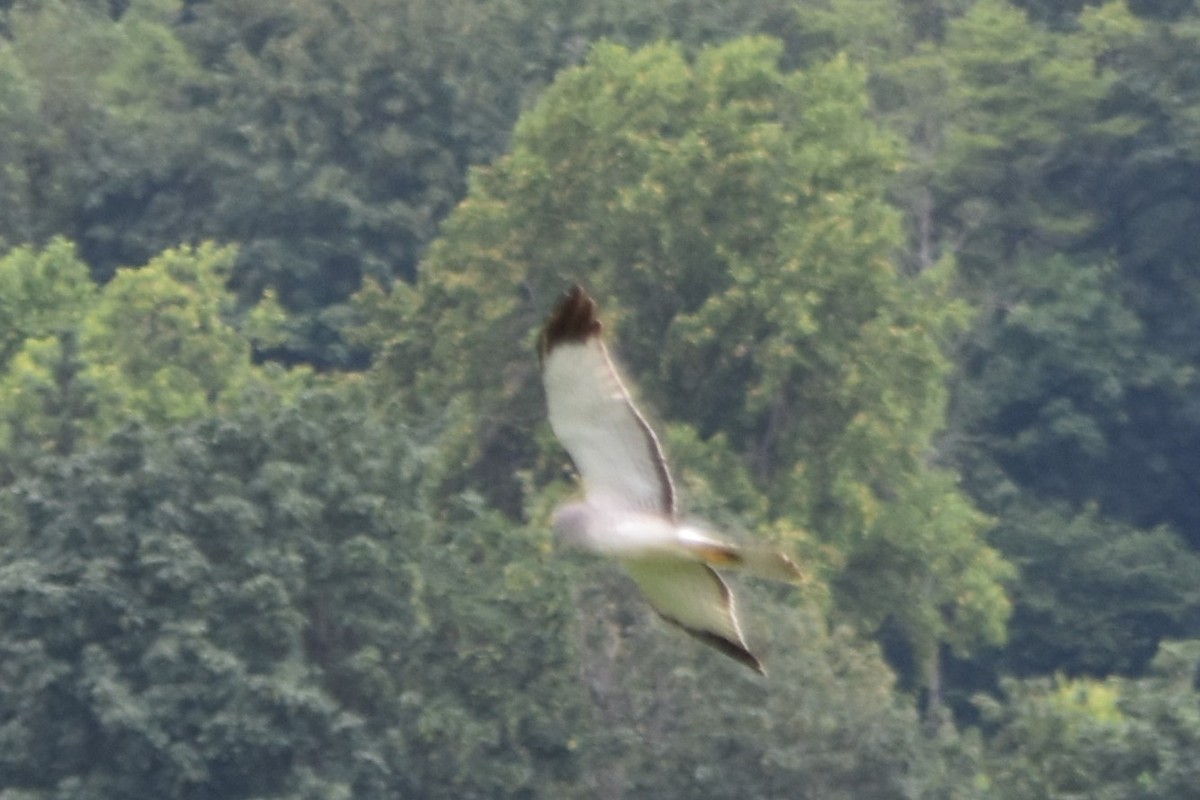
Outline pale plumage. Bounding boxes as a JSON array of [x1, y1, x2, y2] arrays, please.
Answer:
[[539, 286, 801, 674]]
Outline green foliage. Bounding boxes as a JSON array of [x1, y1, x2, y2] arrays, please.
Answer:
[[1072, 7, 1200, 544], [990, 502, 1200, 676], [952, 255, 1160, 507], [977, 641, 1200, 799], [0, 237, 94, 369], [0, 391, 586, 798], [359, 37, 1009, 674], [565, 590, 982, 799], [1, 0, 573, 365], [932, 2, 1200, 676], [552, 0, 808, 62], [5, 0, 1200, 790], [78, 243, 294, 430], [0, 240, 99, 464], [938, 0, 1143, 274], [0, 385, 994, 798], [0, 240, 309, 474], [947, 251, 1200, 678], [0, 0, 205, 272], [164, 0, 578, 363]]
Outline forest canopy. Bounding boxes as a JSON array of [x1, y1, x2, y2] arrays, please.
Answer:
[[2, 0, 1200, 797]]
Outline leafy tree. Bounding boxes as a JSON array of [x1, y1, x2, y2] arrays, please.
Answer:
[[0, 391, 586, 798], [992, 502, 1200, 677], [936, 0, 1143, 281], [0, 0, 206, 273], [933, 3, 1200, 687], [2, 0, 568, 365], [566, 587, 985, 800], [553, 0, 807, 62], [951, 255, 1160, 510], [0, 240, 306, 477], [77, 242, 300, 431], [977, 640, 1200, 799], [0, 237, 94, 369], [166, 0, 581, 364], [978, 674, 1155, 799], [1077, 6, 1200, 544], [947, 253, 1200, 679], [359, 37, 1011, 691]]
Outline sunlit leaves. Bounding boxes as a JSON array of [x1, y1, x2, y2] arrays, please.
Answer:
[[0, 240, 311, 470], [977, 641, 1200, 799], [80, 243, 280, 430], [0, 238, 93, 368]]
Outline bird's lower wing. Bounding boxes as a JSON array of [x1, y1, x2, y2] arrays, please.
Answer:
[[622, 557, 764, 674]]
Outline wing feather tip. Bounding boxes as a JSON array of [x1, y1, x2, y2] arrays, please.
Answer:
[[539, 284, 603, 361], [658, 613, 766, 675], [700, 631, 766, 675]]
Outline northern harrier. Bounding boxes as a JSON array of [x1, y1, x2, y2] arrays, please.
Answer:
[[539, 285, 801, 674]]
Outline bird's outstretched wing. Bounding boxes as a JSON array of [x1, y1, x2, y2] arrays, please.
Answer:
[[623, 557, 764, 674], [539, 285, 675, 517]]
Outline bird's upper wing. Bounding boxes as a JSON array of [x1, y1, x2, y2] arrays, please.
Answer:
[[623, 556, 763, 674], [539, 286, 675, 517]]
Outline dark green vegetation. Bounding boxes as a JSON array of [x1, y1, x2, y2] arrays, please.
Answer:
[[2, 0, 1199, 796]]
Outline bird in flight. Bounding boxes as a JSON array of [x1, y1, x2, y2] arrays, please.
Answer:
[[539, 285, 802, 674]]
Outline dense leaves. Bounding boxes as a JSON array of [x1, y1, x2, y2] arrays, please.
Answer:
[[977, 642, 1200, 799], [0, 0, 205, 275], [992, 502, 1200, 676], [935, 0, 1200, 687], [360, 39, 1010, 681], [0, 393, 584, 798], [2, 0, 1200, 795], [0, 240, 303, 475]]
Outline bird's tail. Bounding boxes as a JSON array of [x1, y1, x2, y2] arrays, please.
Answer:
[[677, 531, 804, 584], [730, 545, 805, 584]]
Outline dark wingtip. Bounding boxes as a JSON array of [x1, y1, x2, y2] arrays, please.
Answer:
[[538, 284, 603, 361], [688, 629, 766, 675], [657, 612, 766, 675]]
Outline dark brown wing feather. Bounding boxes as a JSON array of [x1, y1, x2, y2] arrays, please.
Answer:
[[539, 284, 603, 361], [655, 610, 766, 675]]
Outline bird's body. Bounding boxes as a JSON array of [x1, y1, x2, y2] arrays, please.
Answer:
[[539, 286, 802, 674], [553, 502, 681, 556]]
